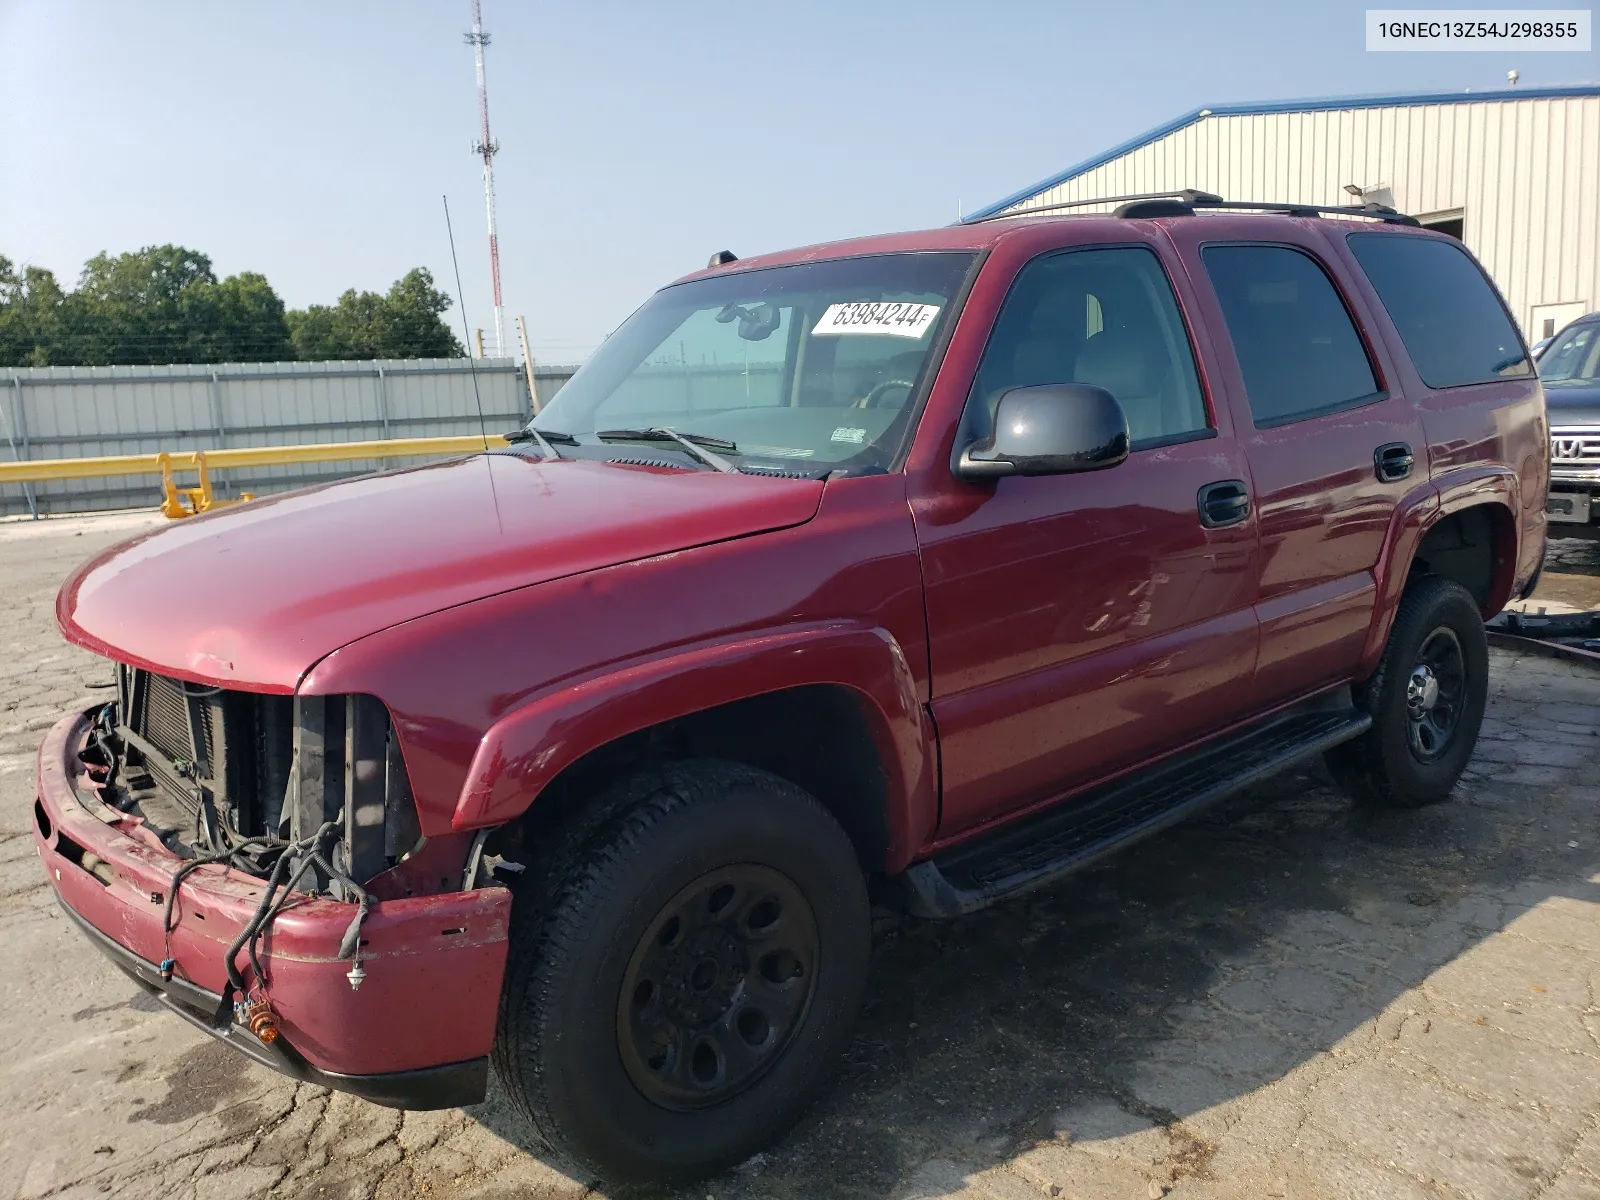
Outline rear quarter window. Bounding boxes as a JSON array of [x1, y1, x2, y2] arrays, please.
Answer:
[[1346, 233, 1531, 388]]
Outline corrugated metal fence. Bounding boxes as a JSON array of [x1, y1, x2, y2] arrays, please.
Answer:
[[1, 358, 577, 517]]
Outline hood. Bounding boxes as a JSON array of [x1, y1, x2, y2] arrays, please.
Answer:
[[58, 454, 824, 691], [1545, 379, 1600, 429]]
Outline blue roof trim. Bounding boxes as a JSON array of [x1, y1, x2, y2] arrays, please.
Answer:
[[963, 82, 1600, 222]]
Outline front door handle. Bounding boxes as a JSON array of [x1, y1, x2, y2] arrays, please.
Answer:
[[1198, 479, 1251, 528], [1375, 442, 1415, 482]]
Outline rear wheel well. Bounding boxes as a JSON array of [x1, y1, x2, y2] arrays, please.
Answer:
[[1410, 504, 1515, 615], [494, 685, 893, 875]]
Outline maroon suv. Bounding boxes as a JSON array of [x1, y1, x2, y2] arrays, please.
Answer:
[[34, 192, 1546, 1183]]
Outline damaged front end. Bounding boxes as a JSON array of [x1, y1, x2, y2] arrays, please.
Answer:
[[99, 666, 424, 886], [35, 665, 511, 1109]]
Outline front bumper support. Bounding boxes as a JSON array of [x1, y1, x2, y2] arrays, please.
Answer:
[[59, 899, 488, 1109], [35, 710, 511, 1106]]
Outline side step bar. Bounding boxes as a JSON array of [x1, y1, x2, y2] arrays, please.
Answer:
[[902, 692, 1371, 918]]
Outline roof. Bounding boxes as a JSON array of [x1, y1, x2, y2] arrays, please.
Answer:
[[672, 208, 1427, 289], [964, 82, 1600, 222], [672, 221, 1006, 286]]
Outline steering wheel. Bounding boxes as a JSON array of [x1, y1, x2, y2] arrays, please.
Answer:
[[856, 379, 916, 409]]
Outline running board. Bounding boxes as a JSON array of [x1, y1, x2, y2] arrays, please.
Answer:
[[902, 693, 1371, 918]]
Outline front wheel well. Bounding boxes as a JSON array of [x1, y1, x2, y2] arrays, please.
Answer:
[[493, 685, 893, 876], [1409, 503, 1517, 616]]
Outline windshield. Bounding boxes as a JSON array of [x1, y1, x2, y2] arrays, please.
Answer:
[[1538, 321, 1600, 383], [532, 252, 976, 473]]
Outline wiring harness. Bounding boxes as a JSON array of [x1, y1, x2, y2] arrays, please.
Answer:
[[158, 820, 379, 1046], [93, 700, 381, 1044]]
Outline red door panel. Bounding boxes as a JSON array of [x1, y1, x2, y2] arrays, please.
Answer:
[[915, 440, 1259, 838], [1243, 404, 1421, 699], [1161, 220, 1423, 707]]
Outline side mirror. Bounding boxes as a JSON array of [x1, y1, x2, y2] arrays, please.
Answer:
[[955, 384, 1130, 480]]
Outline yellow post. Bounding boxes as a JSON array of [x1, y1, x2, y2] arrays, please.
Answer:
[[158, 453, 187, 519], [194, 451, 215, 512]]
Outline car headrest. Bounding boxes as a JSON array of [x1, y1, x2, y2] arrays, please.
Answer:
[[1010, 334, 1077, 388], [1073, 330, 1168, 399]]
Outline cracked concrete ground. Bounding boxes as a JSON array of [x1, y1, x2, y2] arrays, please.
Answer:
[[3, 512, 1600, 1200]]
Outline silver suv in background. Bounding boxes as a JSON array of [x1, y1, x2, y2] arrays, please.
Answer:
[[1543, 313, 1600, 539]]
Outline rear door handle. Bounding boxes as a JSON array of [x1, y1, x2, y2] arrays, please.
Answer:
[[1198, 479, 1251, 528], [1374, 442, 1415, 482]]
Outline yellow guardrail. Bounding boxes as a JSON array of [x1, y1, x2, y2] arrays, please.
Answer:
[[0, 434, 511, 518]]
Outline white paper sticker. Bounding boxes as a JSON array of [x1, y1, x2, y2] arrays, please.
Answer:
[[812, 301, 940, 339], [830, 427, 867, 444]]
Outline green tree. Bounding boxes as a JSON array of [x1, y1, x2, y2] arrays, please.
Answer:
[[378, 267, 464, 358], [64, 245, 292, 365], [0, 256, 68, 367], [193, 271, 293, 362], [70, 245, 215, 364], [286, 268, 464, 361], [2, 249, 459, 366]]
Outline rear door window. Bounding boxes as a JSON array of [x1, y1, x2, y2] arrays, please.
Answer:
[[1346, 233, 1531, 387], [1201, 245, 1382, 428]]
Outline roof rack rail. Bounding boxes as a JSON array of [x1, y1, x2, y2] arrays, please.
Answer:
[[968, 190, 1420, 227], [1182, 197, 1422, 226], [963, 190, 1223, 223]]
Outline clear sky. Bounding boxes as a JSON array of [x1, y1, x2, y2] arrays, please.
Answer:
[[2, 1, 1595, 362]]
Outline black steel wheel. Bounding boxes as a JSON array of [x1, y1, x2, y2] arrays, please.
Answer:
[[1404, 627, 1467, 762], [1326, 575, 1489, 808], [618, 864, 819, 1110], [493, 760, 870, 1185]]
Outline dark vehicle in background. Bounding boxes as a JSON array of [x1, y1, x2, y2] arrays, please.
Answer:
[[34, 192, 1545, 1184], [1542, 312, 1600, 539]]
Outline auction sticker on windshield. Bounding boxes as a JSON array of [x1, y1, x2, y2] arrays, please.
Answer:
[[813, 302, 940, 338]]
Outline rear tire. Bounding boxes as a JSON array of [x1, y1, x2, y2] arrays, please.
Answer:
[[1325, 576, 1489, 808], [492, 759, 870, 1185]]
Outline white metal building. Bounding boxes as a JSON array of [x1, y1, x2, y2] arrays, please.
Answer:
[[967, 84, 1600, 343]]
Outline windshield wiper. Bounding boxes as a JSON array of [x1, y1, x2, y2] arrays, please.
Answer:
[[595, 427, 738, 473], [597, 428, 736, 451], [504, 426, 566, 460]]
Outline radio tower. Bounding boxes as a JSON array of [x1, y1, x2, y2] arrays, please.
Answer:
[[466, 0, 505, 358]]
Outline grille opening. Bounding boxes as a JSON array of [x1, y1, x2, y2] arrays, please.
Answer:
[[142, 673, 195, 764], [52, 829, 112, 887], [34, 800, 52, 842], [54, 829, 88, 867], [104, 667, 421, 885]]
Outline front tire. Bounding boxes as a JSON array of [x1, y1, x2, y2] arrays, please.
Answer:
[[493, 760, 870, 1184], [1325, 576, 1489, 808]]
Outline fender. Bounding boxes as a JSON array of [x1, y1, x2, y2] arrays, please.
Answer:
[[1436, 463, 1522, 524], [1435, 465, 1523, 615], [449, 620, 938, 871], [1356, 465, 1521, 676]]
